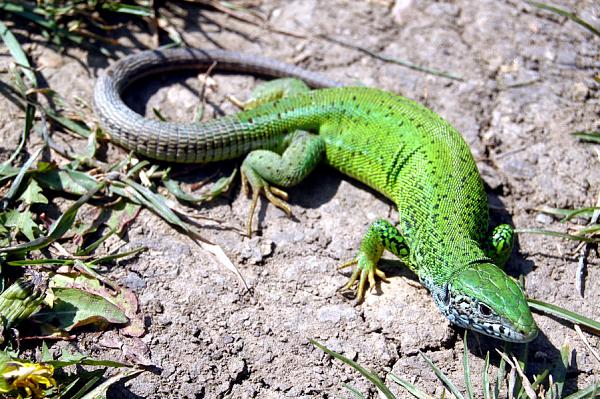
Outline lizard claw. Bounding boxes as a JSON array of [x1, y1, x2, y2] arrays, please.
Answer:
[[242, 167, 292, 237], [340, 254, 389, 303]]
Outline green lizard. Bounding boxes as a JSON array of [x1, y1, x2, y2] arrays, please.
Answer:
[[93, 48, 539, 343]]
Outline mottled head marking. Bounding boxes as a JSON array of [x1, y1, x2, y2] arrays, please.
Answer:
[[427, 263, 538, 343]]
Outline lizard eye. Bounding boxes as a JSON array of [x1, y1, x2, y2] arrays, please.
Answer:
[[479, 303, 492, 316]]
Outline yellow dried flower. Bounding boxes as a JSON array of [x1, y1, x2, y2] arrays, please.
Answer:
[[0, 360, 56, 399]]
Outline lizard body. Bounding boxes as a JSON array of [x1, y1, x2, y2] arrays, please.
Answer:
[[94, 48, 538, 342]]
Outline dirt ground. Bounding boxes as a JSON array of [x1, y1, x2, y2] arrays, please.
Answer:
[[1, 0, 600, 397]]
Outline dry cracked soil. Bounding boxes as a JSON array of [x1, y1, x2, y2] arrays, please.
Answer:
[[1, 0, 599, 398]]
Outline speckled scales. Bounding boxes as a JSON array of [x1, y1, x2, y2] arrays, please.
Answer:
[[94, 49, 538, 342]]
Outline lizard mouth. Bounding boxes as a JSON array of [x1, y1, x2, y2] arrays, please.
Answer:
[[464, 317, 539, 343]]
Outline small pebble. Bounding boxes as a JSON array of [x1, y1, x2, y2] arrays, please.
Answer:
[[535, 213, 554, 225]]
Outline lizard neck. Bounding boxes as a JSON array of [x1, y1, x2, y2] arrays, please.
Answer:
[[410, 232, 490, 285]]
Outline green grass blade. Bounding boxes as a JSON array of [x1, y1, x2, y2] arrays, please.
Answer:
[[1, 147, 43, 208], [90, 246, 147, 265], [538, 206, 600, 222], [343, 384, 366, 399], [463, 331, 474, 399], [7, 258, 74, 266], [44, 107, 92, 138], [577, 224, 600, 235], [0, 20, 36, 85], [125, 160, 150, 178], [310, 339, 396, 399], [572, 131, 600, 143], [389, 373, 435, 399], [482, 352, 491, 399], [563, 382, 600, 399], [75, 228, 116, 256], [101, 2, 153, 17], [5, 102, 34, 166], [0, 1, 84, 45], [419, 351, 465, 399], [530, 370, 549, 392], [78, 369, 143, 399], [60, 370, 105, 399], [494, 344, 507, 399], [513, 343, 529, 399], [163, 169, 236, 204], [528, 298, 600, 335], [120, 177, 196, 235], [526, 1, 600, 37], [36, 168, 101, 196], [514, 228, 599, 243], [551, 344, 570, 398]]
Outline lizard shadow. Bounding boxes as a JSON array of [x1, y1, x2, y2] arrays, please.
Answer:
[[371, 259, 569, 389], [463, 328, 572, 394], [286, 165, 343, 209], [122, 70, 228, 120]]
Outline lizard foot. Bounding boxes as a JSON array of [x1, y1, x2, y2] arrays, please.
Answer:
[[241, 165, 291, 237], [339, 253, 389, 303]]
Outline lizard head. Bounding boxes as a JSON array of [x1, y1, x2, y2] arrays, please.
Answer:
[[435, 263, 538, 343]]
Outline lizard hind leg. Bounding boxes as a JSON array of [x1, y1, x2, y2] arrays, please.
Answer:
[[241, 130, 325, 237], [341, 219, 411, 303], [483, 224, 515, 268], [239, 78, 311, 110]]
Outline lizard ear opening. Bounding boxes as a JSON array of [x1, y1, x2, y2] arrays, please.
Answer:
[[434, 283, 450, 306], [442, 284, 450, 305]]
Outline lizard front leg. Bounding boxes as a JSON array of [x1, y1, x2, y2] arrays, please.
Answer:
[[341, 219, 411, 302], [483, 224, 514, 268]]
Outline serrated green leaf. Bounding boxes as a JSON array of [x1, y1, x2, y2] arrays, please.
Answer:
[[50, 271, 144, 337], [106, 201, 141, 234], [18, 179, 48, 205], [5, 209, 40, 241], [42, 287, 128, 331]]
